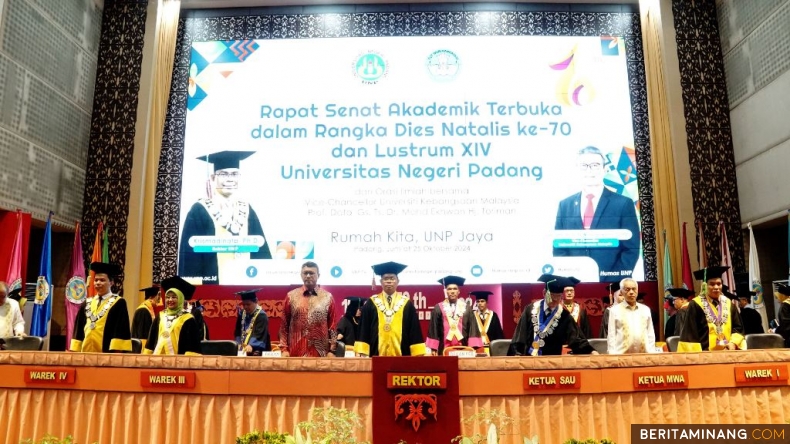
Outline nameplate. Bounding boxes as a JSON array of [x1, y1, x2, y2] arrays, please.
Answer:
[[140, 371, 196, 389], [633, 371, 689, 390], [523, 372, 581, 391], [734, 365, 789, 386], [24, 368, 76, 385], [447, 350, 476, 358], [261, 351, 282, 358], [387, 373, 447, 390]]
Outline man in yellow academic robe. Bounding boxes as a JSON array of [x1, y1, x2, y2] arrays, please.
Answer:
[[70, 262, 132, 353], [678, 266, 745, 352], [355, 262, 426, 357]]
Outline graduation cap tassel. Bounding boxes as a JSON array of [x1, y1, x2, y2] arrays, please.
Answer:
[[371, 272, 376, 292]]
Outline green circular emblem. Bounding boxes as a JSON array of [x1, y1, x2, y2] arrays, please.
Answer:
[[354, 52, 387, 83], [426, 49, 460, 81]]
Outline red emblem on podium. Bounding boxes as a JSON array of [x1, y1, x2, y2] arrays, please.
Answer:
[[394, 393, 438, 431]]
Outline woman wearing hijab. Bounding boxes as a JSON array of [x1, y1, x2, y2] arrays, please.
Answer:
[[144, 276, 202, 355], [336, 297, 365, 347]]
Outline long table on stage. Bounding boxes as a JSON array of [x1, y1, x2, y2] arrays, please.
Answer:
[[1, 350, 789, 444]]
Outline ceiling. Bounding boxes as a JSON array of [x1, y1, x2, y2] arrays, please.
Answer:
[[181, 0, 638, 10]]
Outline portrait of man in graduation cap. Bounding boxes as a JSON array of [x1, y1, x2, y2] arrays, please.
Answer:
[[178, 150, 273, 285]]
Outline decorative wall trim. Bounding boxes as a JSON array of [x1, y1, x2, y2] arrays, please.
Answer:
[[82, 0, 149, 294], [154, 6, 658, 282], [672, 0, 745, 272]]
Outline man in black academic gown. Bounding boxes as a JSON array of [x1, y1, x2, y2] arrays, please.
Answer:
[[234, 289, 270, 355], [773, 284, 790, 347], [355, 262, 426, 357], [471, 291, 504, 353], [561, 277, 592, 339], [131, 286, 160, 348], [512, 274, 598, 356], [666, 287, 695, 338], [70, 262, 132, 353], [678, 266, 745, 352], [178, 150, 272, 285], [733, 284, 764, 335], [426, 276, 482, 355]]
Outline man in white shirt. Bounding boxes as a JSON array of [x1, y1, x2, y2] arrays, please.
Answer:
[[607, 278, 656, 354], [0, 281, 26, 339]]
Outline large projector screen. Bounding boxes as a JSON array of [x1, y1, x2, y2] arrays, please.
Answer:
[[178, 35, 643, 286]]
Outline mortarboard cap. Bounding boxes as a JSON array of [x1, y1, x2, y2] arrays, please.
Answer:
[[7, 287, 22, 299], [139, 286, 160, 298], [636, 292, 646, 300], [161, 276, 196, 300], [236, 288, 262, 302], [90, 262, 122, 278], [538, 274, 577, 294], [776, 284, 790, 297], [667, 288, 695, 299], [372, 261, 407, 277], [343, 296, 366, 314], [438, 275, 465, 287], [605, 282, 620, 294], [693, 265, 730, 281], [735, 282, 754, 299], [196, 150, 256, 171], [470, 291, 493, 301]]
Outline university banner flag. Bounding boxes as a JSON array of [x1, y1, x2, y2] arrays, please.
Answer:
[[748, 223, 769, 332], [65, 222, 87, 347], [30, 213, 53, 337]]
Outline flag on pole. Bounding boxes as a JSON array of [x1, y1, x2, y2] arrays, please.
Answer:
[[65, 222, 87, 347], [662, 229, 674, 329], [87, 221, 104, 299], [5, 210, 24, 292], [30, 213, 53, 337], [719, 222, 735, 290], [681, 222, 694, 291], [102, 226, 109, 262], [747, 223, 770, 332], [696, 220, 708, 269]]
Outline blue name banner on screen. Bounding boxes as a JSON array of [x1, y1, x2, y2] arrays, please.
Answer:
[[176, 35, 643, 286]]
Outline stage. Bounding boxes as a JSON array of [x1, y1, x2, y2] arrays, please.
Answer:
[[1, 351, 788, 443]]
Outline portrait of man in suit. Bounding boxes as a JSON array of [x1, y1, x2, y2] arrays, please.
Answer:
[[553, 146, 641, 282]]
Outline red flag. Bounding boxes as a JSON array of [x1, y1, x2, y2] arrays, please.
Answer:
[[5, 210, 23, 292], [86, 221, 104, 299], [696, 220, 708, 269], [681, 222, 694, 291], [719, 221, 735, 289], [65, 223, 87, 347]]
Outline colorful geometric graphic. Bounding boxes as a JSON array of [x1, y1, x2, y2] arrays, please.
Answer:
[[274, 241, 315, 260], [603, 145, 639, 204], [188, 40, 261, 111], [549, 45, 596, 107]]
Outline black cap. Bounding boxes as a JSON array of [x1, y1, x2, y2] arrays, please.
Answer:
[[236, 288, 262, 302], [605, 282, 621, 294], [735, 282, 754, 299], [470, 291, 493, 301], [693, 266, 730, 281], [197, 150, 256, 171], [344, 296, 366, 316], [776, 284, 790, 297], [372, 261, 407, 277], [139, 286, 160, 298], [90, 262, 121, 278], [636, 292, 646, 300], [538, 274, 579, 294], [667, 288, 695, 299], [161, 276, 196, 300], [7, 287, 23, 301], [438, 275, 465, 287]]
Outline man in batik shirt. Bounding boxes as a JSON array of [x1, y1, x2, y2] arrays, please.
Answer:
[[280, 261, 337, 357]]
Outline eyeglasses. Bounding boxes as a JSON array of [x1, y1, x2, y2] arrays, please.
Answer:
[[215, 172, 240, 178], [578, 162, 603, 170]]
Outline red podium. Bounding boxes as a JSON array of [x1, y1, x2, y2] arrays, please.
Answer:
[[372, 356, 461, 444]]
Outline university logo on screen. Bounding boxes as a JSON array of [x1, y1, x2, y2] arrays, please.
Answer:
[[353, 52, 388, 84]]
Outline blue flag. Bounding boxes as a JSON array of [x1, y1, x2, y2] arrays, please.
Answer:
[[31, 213, 53, 337]]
